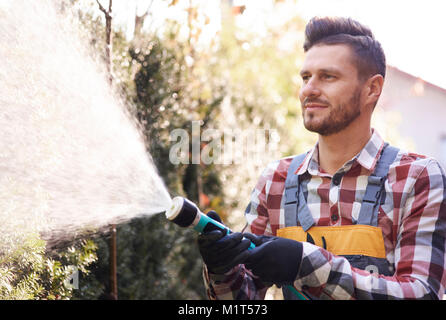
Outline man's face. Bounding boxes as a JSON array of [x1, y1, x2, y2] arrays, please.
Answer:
[[299, 44, 364, 136]]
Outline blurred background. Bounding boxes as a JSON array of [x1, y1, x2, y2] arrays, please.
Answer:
[[1, 0, 445, 300]]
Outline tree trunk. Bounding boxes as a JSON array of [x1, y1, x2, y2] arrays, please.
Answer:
[[96, 0, 117, 300]]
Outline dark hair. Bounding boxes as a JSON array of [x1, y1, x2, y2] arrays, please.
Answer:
[[303, 16, 386, 80]]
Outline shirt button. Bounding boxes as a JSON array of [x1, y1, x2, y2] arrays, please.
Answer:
[[331, 214, 339, 222]]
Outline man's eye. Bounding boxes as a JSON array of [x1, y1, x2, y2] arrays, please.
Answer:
[[301, 75, 310, 82], [322, 74, 335, 80]]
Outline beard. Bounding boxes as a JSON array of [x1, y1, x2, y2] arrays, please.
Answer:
[[302, 87, 362, 136]]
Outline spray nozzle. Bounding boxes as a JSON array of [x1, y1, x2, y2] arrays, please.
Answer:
[[165, 196, 199, 227], [165, 196, 229, 234]]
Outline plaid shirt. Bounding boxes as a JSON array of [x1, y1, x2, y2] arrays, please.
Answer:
[[203, 130, 446, 300]]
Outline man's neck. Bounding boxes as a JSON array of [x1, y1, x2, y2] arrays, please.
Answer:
[[317, 124, 372, 176]]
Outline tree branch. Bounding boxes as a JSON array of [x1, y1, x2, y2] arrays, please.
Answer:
[[96, 0, 113, 84], [96, 0, 112, 17], [96, 0, 106, 15]]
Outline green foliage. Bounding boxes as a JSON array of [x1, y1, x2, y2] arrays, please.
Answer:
[[74, 215, 205, 300], [217, 13, 316, 156], [0, 234, 97, 300]]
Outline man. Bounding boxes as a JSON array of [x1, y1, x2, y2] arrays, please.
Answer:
[[198, 16, 446, 300]]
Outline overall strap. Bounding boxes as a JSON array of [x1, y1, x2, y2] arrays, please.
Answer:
[[284, 153, 315, 231], [357, 144, 400, 226]]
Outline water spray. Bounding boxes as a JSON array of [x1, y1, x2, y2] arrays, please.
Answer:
[[165, 196, 310, 300]]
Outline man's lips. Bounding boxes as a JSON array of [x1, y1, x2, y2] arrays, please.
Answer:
[[304, 102, 328, 109]]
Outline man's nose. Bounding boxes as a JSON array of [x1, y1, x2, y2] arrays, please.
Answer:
[[300, 78, 321, 99]]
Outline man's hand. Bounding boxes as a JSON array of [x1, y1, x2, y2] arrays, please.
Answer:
[[197, 211, 252, 274], [243, 233, 303, 286]]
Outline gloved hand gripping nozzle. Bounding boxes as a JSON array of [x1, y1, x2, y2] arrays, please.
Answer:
[[165, 196, 254, 249]]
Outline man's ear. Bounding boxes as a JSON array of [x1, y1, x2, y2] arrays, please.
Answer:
[[364, 74, 384, 108]]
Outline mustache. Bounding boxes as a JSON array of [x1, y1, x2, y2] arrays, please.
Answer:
[[303, 98, 330, 107]]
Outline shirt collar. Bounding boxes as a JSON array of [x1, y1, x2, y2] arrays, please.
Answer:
[[295, 129, 385, 176], [355, 130, 385, 172]]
